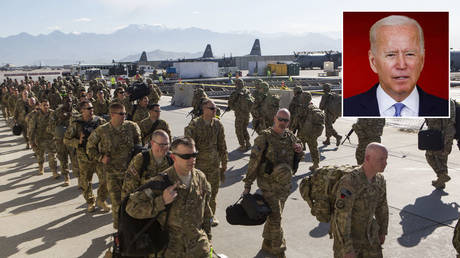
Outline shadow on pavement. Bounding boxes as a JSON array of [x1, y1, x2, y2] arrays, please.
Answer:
[[228, 148, 250, 162], [397, 189, 460, 247], [221, 163, 249, 188], [309, 222, 330, 238]]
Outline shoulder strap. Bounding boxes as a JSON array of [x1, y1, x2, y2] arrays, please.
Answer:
[[139, 150, 150, 179]]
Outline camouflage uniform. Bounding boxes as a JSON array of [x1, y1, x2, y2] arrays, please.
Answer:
[[92, 98, 110, 117], [251, 83, 280, 134], [184, 116, 228, 215], [132, 105, 150, 124], [86, 120, 141, 228], [138, 117, 171, 145], [7, 92, 18, 121], [331, 167, 388, 258], [47, 88, 63, 110], [49, 105, 80, 180], [111, 97, 133, 117], [147, 83, 162, 104], [191, 88, 208, 119], [319, 84, 342, 145], [125, 166, 212, 258], [243, 128, 304, 256], [13, 98, 32, 143], [425, 99, 456, 189], [228, 79, 254, 149], [64, 115, 108, 209], [353, 119, 385, 165], [297, 92, 325, 170], [288, 86, 303, 134], [121, 151, 171, 200], [1, 89, 10, 120], [28, 109, 57, 175]]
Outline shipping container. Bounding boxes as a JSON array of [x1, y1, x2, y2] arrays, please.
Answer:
[[173, 62, 219, 79], [267, 64, 288, 76]]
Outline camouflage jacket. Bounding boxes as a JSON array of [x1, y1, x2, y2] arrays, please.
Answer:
[[92, 99, 110, 116], [64, 115, 107, 162], [147, 84, 161, 104], [425, 99, 456, 145], [288, 94, 304, 119], [49, 105, 79, 139], [132, 105, 149, 123], [28, 109, 54, 143], [86, 120, 141, 171], [297, 103, 325, 138], [138, 117, 171, 145], [7, 95, 17, 114], [125, 166, 212, 243], [111, 97, 133, 115], [331, 168, 388, 253], [13, 99, 32, 123], [243, 128, 304, 189], [228, 88, 254, 114], [121, 150, 172, 200], [353, 118, 385, 139], [184, 116, 228, 167]]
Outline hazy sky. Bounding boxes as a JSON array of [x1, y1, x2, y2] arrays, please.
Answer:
[[2, 0, 460, 47]]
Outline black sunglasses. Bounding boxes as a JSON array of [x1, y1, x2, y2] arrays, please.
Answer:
[[277, 117, 290, 123], [207, 107, 216, 111], [84, 106, 94, 110], [113, 112, 127, 116], [173, 152, 199, 160], [118, 91, 125, 94]]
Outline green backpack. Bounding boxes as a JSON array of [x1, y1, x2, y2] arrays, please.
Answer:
[[299, 165, 359, 223]]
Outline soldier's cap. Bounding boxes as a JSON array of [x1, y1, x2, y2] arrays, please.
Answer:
[[148, 103, 160, 110], [261, 82, 269, 88]]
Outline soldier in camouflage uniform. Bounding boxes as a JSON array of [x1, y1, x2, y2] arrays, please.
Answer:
[[146, 78, 162, 104], [132, 95, 150, 124], [243, 108, 304, 258], [190, 86, 208, 119], [228, 78, 254, 151], [64, 100, 110, 212], [425, 99, 456, 189], [353, 118, 385, 165], [251, 82, 280, 135], [13, 89, 32, 148], [86, 103, 142, 228], [138, 103, 171, 145], [28, 99, 58, 176], [288, 86, 304, 133], [1, 87, 10, 121], [185, 99, 228, 226], [111, 87, 133, 116], [7, 87, 19, 125], [297, 92, 325, 171], [125, 137, 212, 257], [331, 143, 388, 258], [49, 96, 80, 185], [47, 84, 63, 110], [25, 97, 40, 155], [121, 130, 171, 200], [320, 83, 342, 146], [92, 90, 110, 118], [251, 79, 264, 134]]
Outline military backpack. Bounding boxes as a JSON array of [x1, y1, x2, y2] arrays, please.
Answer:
[[326, 93, 342, 117], [299, 165, 359, 223]]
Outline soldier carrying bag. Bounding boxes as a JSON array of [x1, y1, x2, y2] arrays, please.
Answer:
[[226, 193, 271, 226], [299, 165, 359, 223], [418, 121, 443, 151]]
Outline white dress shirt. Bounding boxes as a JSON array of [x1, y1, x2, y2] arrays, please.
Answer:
[[376, 84, 419, 117]]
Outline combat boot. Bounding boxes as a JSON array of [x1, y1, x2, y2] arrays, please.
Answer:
[[238, 145, 247, 152], [96, 198, 111, 212], [211, 217, 219, 227], [87, 202, 96, 213], [38, 163, 44, 175], [432, 174, 451, 189], [322, 138, 330, 145], [245, 142, 252, 150], [335, 135, 343, 146], [52, 170, 60, 179], [63, 174, 70, 186]]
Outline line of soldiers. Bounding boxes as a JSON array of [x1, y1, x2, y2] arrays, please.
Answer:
[[1, 75, 460, 257]]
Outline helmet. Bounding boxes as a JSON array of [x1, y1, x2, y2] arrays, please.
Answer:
[[302, 91, 312, 103]]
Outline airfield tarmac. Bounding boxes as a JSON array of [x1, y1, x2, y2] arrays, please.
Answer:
[[0, 94, 459, 258]]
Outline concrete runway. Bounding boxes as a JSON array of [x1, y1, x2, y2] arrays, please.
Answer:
[[0, 95, 459, 257]]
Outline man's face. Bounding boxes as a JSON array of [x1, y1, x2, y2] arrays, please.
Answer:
[[369, 24, 424, 100], [273, 112, 290, 131], [150, 106, 161, 120], [40, 101, 50, 113], [151, 135, 170, 158], [97, 91, 104, 100], [63, 98, 72, 110], [367, 148, 388, 173], [110, 107, 126, 125], [172, 144, 196, 172], [203, 102, 216, 118], [81, 103, 94, 117], [140, 96, 149, 107]]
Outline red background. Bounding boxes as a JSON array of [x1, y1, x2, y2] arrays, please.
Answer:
[[343, 12, 449, 99]]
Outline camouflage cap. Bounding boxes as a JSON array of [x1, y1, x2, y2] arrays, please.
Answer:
[[146, 78, 153, 84], [261, 82, 269, 91], [302, 91, 312, 103], [235, 78, 244, 87]]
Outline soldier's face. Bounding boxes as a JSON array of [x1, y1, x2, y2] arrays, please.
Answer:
[[82, 103, 94, 117], [150, 106, 161, 120], [368, 149, 388, 173], [40, 102, 50, 113], [172, 145, 196, 172], [203, 102, 217, 117], [274, 113, 290, 130], [151, 135, 170, 158], [140, 96, 149, 107], [110, 107, 126, 125]]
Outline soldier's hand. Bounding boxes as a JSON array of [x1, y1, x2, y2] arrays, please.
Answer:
[[379, 234, 385, 244], [101, 155, 110, 164], [242, 187, 250, 196], [343, 252, 356, 258], [163, 182, 179, 205], [293, 143, 302, 153]]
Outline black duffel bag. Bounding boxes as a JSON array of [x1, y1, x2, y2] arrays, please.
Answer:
[[226, 193, 271, 226], [12, 123, 22, 136], [418, 121, 443, 151]]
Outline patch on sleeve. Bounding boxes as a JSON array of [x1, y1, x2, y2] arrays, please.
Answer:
[[336, 199, 345, 209], [128, 165, 138, 177], [340, 188, 352, 199]]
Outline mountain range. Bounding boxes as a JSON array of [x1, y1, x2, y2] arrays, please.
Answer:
[[0, 24, 341, 66]]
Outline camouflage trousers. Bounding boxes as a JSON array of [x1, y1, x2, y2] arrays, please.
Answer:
[[79, 159, 108, 205], [55, 137, 79, 177], [356, 137, 381, 165], [303, 136, 320, 166], [325, 113, 339, 138], [453, 219, 460, 256], [261, 190, 287, 255], [333, 242, 382, 258], [1, 105, 9, 119], [196, 163, 220, 215], [106, 170, 125, 229], [425, 140, 453, 175], [35, 138, 57, 172], [17, 120, 29, 143], [158, 233, 211, 258], [235, 112, 250, 147]]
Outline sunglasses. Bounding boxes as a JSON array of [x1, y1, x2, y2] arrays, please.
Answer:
[[118, 91, 125, 94], [153, 110, 161, 113], [173, 152, 199, 160], [84, 106, 94, 110], [113, 112, 127, 116], [277, 117, 290, 123], [152, 140, 169, 147], [207, 107, 216, 111]]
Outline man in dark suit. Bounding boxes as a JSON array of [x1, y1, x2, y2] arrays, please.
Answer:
[[344, 15, 448, 117]]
